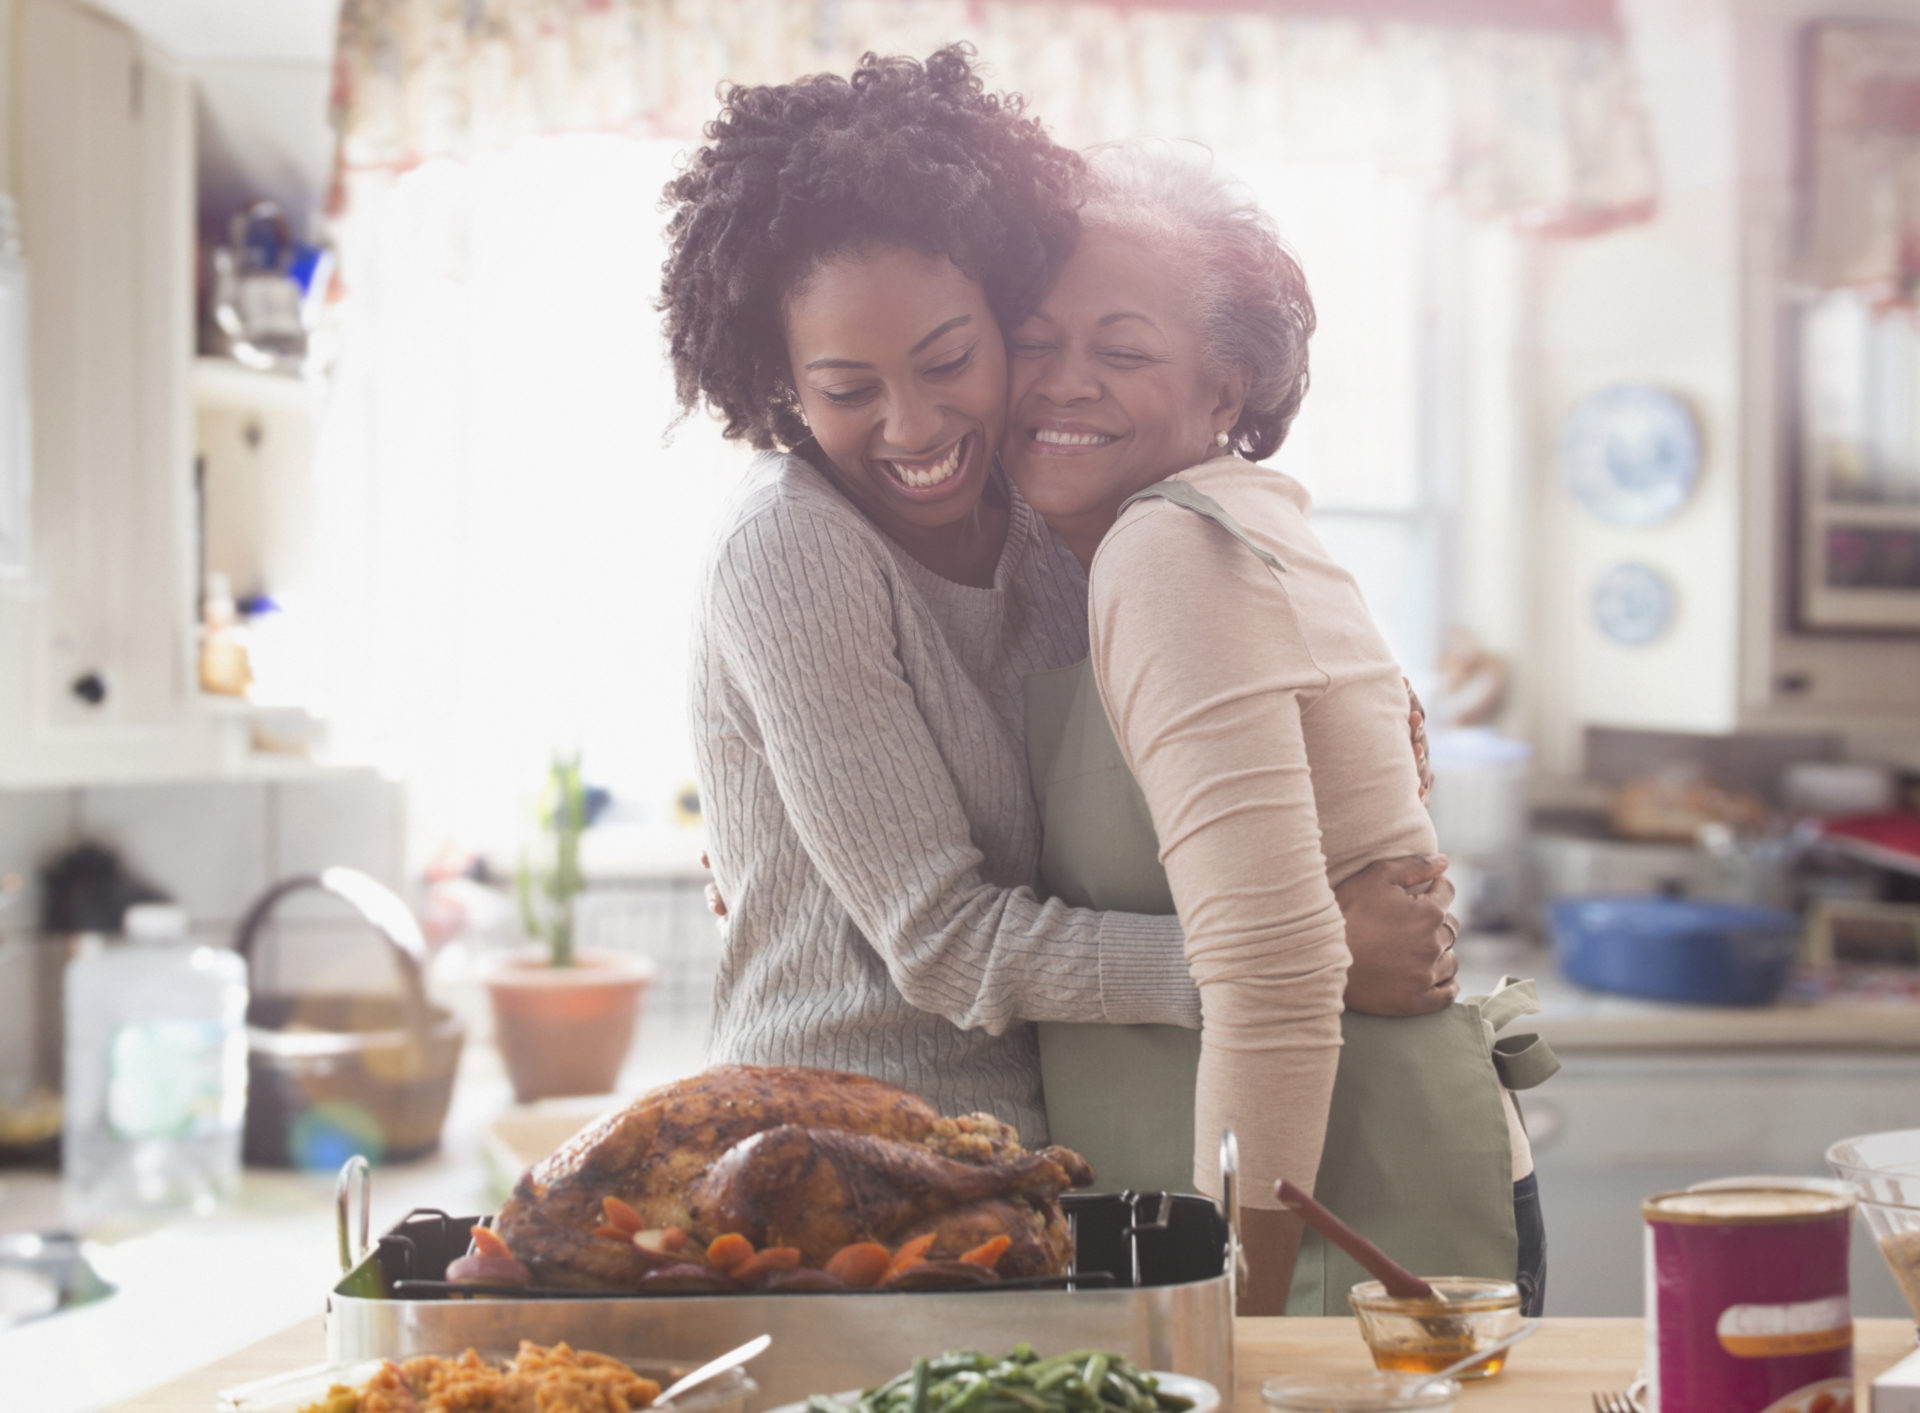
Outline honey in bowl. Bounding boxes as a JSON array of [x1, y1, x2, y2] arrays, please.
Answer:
[[1347, 1278, 1523, 1381]]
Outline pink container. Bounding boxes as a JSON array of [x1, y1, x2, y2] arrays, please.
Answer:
[[1643, 1188, 1855, 1413]]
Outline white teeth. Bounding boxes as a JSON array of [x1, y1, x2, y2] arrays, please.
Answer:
[[887, 437, 965, 489], [1033, 428, 1116, 447]]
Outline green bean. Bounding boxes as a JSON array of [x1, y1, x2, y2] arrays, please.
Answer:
[[1152, 1396, 1194, 1413], [908, 1358, 932, 1413]]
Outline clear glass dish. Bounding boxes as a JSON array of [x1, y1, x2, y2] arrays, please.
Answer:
[[1347, 1276, 1523, 1380], [218, 1355, 755, 1413], [1828, 1127, 1920, 1323], [1259, 1373, 1458, 1412]]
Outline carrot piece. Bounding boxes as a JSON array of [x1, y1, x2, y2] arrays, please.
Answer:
[[730, 1246, 803, 1283], [601, 1195, 643, 1234], [592, 1224, 632, 1242], [660, 1226, 688, 1253], [886, 1232, 938, 1277], [823, 1242, 892, 1288], [470, 1225, 513, 1259], [957, 1235, 1011, 1269], [706, 1232, 755, 1273]]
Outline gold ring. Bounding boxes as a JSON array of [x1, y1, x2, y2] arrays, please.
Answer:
[[1440, 915, 1460, 947]]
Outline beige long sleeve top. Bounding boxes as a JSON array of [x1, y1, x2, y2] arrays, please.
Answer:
[[691, 453, 1201, 1144], [1089, 457, 1438, 1210]]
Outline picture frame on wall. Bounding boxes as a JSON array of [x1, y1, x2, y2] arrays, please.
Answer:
[[1794, 22, 1920, 633]]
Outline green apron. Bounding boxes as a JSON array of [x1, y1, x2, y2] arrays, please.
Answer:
[[1024, 478, 1560, 1314]]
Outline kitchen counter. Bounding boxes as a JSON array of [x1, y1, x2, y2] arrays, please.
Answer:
[[0, 1015, 714, 1413], [105, 1314, 1920, 1411], [1457, 936, 1920, 1051]]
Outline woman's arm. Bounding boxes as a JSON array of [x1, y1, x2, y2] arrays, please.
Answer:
[[705, 504, 1200, 1035], [1089, 503, 1351, 1313]]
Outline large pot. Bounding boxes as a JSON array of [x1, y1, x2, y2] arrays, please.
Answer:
[[234, 868, 464, 1168], [485, 950, 654, 1102]]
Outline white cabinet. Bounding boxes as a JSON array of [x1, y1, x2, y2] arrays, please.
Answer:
[[0, 0, 221, 783], [1527, 1050, 1920, 1317]]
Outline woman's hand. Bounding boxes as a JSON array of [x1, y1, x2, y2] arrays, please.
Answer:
[[1334, 855, 1459, 1017], [1405, 678, 1433, 804], [700, 852, 729, 927]]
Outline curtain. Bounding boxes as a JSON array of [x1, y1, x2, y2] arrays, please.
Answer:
[[1804, 22, 1920, 299], [330, 0, 1657, 236]]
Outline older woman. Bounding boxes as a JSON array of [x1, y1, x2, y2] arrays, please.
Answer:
[[665, 51, 1457, 1169], [1002, 144, 1550, 1316]]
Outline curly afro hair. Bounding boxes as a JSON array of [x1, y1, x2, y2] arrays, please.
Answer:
[[660, 45, 1083, 451]]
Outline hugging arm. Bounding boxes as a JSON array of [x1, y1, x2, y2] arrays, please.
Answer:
[[1090, 507, 1351, 1314], [706, 507, 1200, 1035]]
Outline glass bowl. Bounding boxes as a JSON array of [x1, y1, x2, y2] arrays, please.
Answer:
[[1828, 1127, 1920, 1323], [1347, 1277, 1523, 1380], [1260, 1373, 1458, 1412]]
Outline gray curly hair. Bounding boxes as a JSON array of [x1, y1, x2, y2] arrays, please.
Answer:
[[1079, 142, 1315, 462]]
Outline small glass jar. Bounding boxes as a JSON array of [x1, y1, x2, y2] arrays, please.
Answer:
[[1259, 1374, 1459, 1412], [1348, 1277, 1523, 1380]]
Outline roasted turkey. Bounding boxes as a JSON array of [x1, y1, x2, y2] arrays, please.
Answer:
[[493, 1065, 1094, 1290]]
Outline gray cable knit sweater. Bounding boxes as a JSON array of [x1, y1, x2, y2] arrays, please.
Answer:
[[690, 452, 1200, 1142]]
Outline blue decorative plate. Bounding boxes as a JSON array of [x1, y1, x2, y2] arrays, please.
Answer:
[[1561, 384, 1700, 526], [1593, 561, 1673, 645]]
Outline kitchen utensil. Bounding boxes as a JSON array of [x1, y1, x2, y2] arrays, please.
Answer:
[[328, 1142, 1241, 1410], [1274, 1179, 1432, 1299], [1590, 1392, 1635, 1413], [1418, 1319, 1539, 1388], [1261, 1374, 1458, 1412], [656, 1334, 771, 1406], [234, 868, 463, 1168], [1549, 897, 1803, 1005]]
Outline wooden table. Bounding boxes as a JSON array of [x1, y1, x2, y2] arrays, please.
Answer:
[[111, 1315, 1917, 1410]]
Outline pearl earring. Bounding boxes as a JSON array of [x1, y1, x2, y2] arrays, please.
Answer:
[[1214, 430, 1230, 448]]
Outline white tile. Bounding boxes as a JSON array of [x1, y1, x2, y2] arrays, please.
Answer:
[[269, 771, 406, 922], [0, 789, 77, 933], [76, 781, 270, 928]]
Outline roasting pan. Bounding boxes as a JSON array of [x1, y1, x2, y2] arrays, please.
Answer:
[[325, 1139, 1242, 1410]]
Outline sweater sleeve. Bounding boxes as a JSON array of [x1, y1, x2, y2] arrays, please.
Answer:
[[1089, 500, 1351, 1210], [706, 503, 1200, 1035]]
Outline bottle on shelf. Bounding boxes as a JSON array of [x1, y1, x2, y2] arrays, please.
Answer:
[[62, 902, 248, 1223], [199, 570, 252, 697]]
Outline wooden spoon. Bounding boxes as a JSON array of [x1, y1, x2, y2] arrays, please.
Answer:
[[1274, 1179, 1436, 1300]]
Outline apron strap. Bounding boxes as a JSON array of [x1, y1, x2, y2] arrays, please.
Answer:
[[1121, 476, 1285, 572], [1466, 976, 1562, 1091]]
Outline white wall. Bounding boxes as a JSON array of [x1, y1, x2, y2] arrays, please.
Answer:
[[1524, 0, 1747, 776]]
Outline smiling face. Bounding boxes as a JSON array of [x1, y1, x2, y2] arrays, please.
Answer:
[[783, 245, 1008, 551], [1002, 229, 1247, 561]]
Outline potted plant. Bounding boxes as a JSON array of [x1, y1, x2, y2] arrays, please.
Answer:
[[484, 752, 654, 1103]]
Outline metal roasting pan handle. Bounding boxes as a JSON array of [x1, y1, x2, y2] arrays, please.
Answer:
[[1218, 1129, 1246, 1295], [337, 1154, 371, 1275]]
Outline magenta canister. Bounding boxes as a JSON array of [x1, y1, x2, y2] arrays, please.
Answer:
[[1643, 1188, 1856, 1413]]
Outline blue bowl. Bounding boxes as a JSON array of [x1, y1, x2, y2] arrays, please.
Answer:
[[1548, 897, 1804, 1007]]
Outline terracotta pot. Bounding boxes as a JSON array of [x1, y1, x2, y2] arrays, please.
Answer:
[[484, 950, 655, 1103]]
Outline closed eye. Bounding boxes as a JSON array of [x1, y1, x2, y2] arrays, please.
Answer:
[[818, 386, 877, 406], [1009, 341, 1053, 358], [926, 350, 974, 379]]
